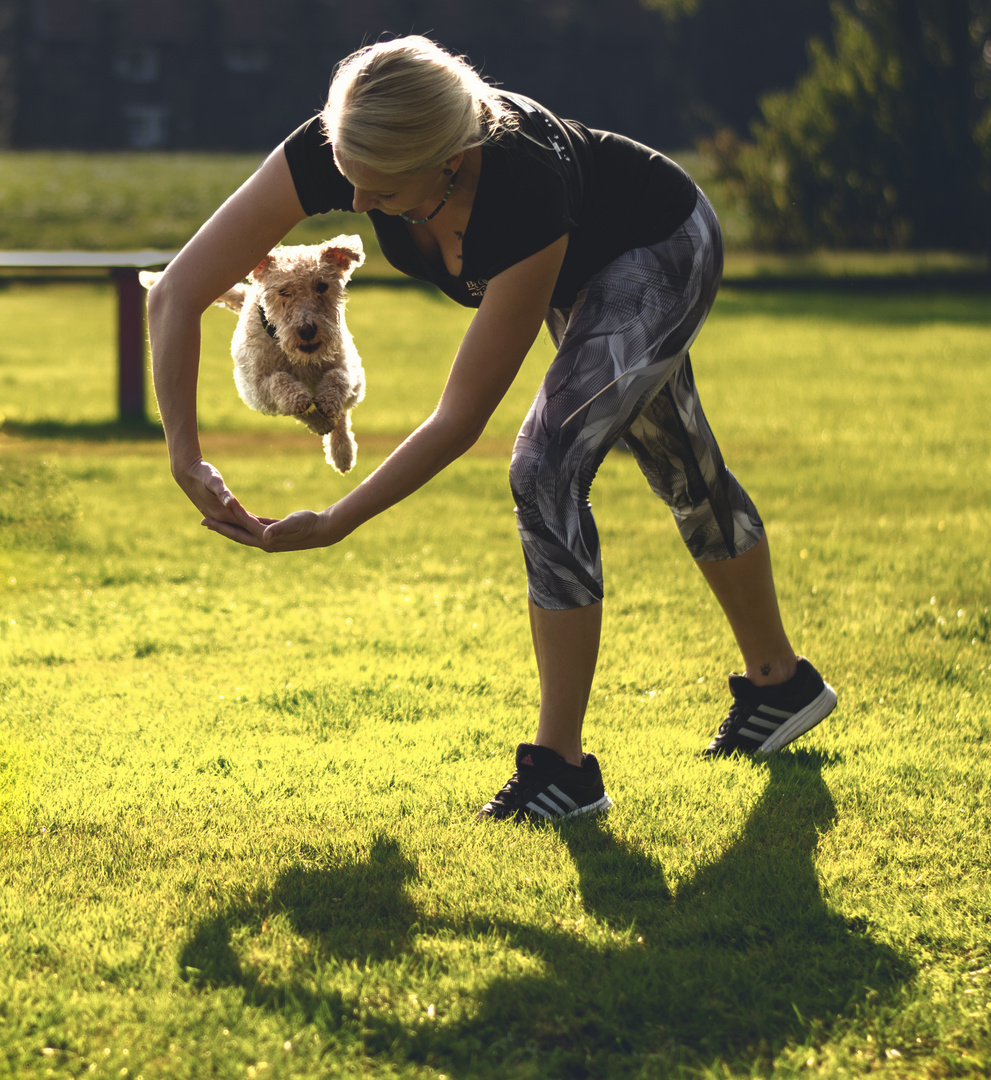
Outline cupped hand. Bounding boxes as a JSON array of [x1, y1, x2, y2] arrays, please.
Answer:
[[202, 507, 336, 552], [174, 458, 242, 522]]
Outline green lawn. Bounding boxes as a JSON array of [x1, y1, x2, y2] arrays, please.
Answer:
[[1, 282, 989, 1079], [3, 149, 987, 285]]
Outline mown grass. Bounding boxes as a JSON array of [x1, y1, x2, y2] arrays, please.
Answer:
[[1, 282, 990, 1079], [3, 149, 988, 285], [0, 151, 389, 276]]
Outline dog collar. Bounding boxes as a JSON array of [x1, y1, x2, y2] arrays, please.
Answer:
[[258, 304, 278, 340]]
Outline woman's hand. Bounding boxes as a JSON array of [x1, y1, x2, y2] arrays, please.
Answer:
[[173, 458, 240, 520], [202, 505, 339, 552]]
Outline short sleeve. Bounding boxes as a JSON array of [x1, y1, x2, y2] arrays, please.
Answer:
[[283, 116, 356, 216]]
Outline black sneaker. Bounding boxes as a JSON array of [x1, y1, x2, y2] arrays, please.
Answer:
[[703, 657, 837, 758], [477, 743, 614, 823]]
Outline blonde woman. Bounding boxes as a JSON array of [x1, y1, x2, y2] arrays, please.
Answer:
[[147, 36, 835, 823]]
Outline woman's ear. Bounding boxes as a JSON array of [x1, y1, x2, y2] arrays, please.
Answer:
[[442, 151, 465, 176]]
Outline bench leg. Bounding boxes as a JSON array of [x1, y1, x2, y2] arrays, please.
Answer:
[[112, 267, 147, 425]]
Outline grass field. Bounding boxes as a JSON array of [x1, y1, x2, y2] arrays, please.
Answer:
[[3, 149, 988, 286], [1, 281, 990, 1079]]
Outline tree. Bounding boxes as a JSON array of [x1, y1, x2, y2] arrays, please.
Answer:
[[639, 0, 835, 137], [701, 0, 991, 252]]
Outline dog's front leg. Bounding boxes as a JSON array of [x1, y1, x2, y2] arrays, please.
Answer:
[[299, 407, 336, 437], [260, 371, 314, 417], [311, 368, 356, 424]]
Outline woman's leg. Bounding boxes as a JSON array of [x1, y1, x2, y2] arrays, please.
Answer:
[[695, 534, 797, 686], [626, 355, 836, 756], [484, 201, 723, 817], [529, 598, 602, 766]]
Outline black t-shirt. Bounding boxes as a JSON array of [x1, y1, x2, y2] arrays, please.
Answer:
[[283, 92, 698, 310]]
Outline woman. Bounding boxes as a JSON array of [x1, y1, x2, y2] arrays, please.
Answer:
[[147, 36, 836, 823]]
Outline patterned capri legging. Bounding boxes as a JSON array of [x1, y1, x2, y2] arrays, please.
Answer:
[[510, 189, 765, 610]]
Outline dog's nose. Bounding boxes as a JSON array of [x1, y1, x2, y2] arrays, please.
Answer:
[[298, 323, 318, 342]]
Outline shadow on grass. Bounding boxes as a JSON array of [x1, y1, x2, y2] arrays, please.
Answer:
[[178, 751, 912, 1077]]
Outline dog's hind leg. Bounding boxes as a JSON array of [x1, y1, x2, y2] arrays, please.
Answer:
[[323, 411, 357, 473]]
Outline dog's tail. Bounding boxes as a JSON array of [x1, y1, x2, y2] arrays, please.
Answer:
[[139, 270, 247, 315], [212, 284, 248, 314]]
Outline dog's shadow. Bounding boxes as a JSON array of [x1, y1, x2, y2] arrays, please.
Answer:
[[179, 751, 912, 1073], [178, 833, 420, 1017]]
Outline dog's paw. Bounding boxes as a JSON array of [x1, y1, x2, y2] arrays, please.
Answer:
[[301, 405, 336, 436], [284, 391, 314, 416], [314, 391, 346, 420]]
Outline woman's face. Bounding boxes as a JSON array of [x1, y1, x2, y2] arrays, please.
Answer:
[[335, 153, 457, 217]]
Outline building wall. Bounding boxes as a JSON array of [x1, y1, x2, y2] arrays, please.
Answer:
[[10, 0, 689, 151]]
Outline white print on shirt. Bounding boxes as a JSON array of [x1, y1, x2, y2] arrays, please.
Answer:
[[466, 278, 489, 299], [548, 135, 571, 162], [513, 96, 572, 162]]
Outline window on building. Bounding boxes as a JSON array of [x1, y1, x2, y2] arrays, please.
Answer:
[[122, 104, 170, 147], [114, 46, 161, 84], [223, 46, 270, 74]]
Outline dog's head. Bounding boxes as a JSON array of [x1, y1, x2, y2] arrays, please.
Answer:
[[249, 236, 365, 363]]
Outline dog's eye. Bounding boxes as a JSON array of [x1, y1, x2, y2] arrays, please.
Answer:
[[278, 288, 291, 298], [315, 281, 329, 294]]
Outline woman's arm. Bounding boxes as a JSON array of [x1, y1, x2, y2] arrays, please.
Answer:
[[208, 233, 570, 551], [147, 146, 308, 521]]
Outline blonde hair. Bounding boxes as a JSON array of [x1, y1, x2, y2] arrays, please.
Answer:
[[323, 36, 516, 175]]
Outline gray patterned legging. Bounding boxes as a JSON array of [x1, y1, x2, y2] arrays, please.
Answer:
[[510, 190, 764, 610]]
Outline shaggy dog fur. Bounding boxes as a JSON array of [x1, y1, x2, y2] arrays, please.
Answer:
[[143, 236, 366, 473]]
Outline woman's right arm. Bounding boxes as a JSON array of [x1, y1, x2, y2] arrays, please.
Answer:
[[146, 146, 308, 522]]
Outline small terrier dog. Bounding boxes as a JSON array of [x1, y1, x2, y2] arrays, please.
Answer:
[[143, 236, 366, 473]]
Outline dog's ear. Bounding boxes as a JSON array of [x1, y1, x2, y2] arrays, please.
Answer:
[[249, 253, 277, 282], [320, 235, 365, 277], [213, 283, 248, 313]]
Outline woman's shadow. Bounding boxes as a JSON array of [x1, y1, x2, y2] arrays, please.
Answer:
[[179, 750, 911, 1074]]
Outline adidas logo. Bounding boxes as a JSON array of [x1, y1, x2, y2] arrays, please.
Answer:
[[520, 754, 534, 766]]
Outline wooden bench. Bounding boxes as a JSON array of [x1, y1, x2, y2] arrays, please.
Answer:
[[0, 250, 176, 425]]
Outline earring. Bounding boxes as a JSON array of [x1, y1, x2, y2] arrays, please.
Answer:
[[442, 168, 453, 176]]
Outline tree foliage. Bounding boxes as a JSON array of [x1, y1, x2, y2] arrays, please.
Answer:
[[640, 0, 834, 137], [700, 0, 991, 251]]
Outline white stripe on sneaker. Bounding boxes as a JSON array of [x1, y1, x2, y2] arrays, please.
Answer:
[[545, 785, 580, 811], [535, 794, 565, 815], [756, 704, 793, 720], [526, 792, 615, 820], [528, 785, 604, 819], [758, 684, 838, 755]]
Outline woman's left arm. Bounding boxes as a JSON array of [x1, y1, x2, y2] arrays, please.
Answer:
[[208, 234, 569, 551]]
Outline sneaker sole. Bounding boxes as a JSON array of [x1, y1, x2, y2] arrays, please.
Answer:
[[757, 683, 837, 755], [525, 792, 614, 821]]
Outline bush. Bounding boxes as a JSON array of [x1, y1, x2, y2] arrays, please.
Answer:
[[701, 1, 991, 252]]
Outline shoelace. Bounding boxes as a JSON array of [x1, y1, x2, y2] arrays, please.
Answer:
[[489, 767, 535, 807], [716, 701, 748, 736]]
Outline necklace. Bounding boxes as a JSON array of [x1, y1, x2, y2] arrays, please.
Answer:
[[400, 172, 458, 224]]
